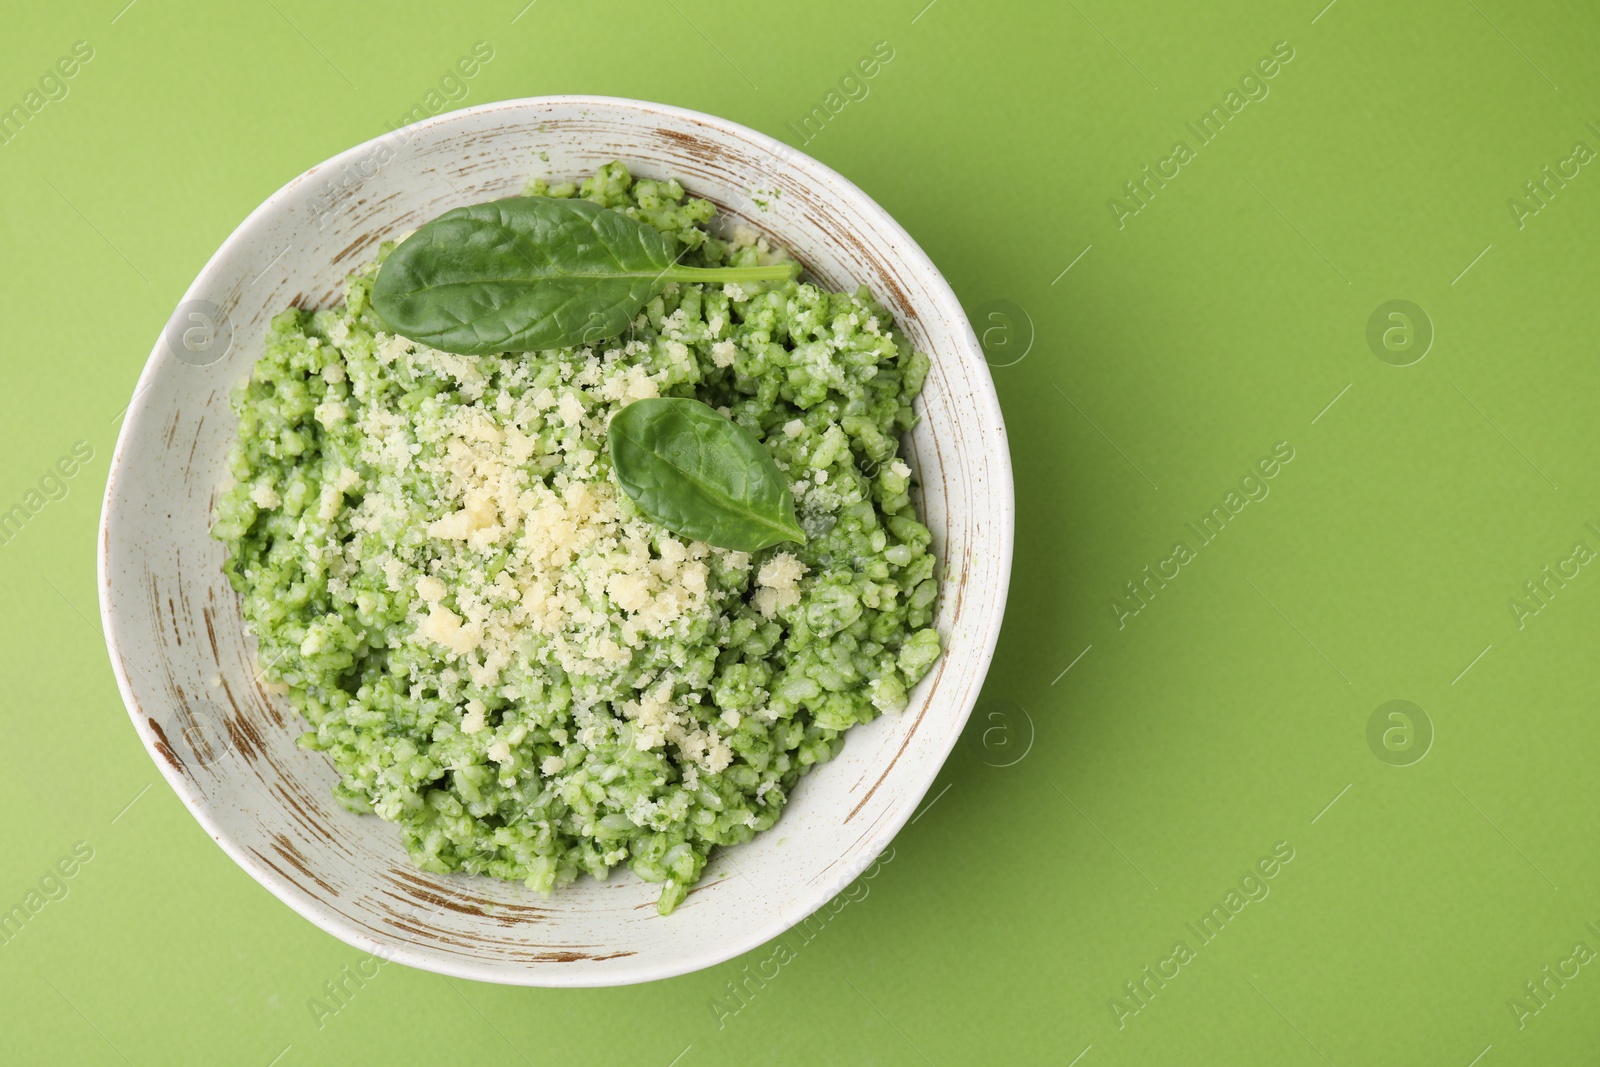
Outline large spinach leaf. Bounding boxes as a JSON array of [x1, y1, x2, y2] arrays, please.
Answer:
[[372, 196, 794, 354]]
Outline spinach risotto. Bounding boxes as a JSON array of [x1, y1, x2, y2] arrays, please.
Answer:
[[212, 163, 942, 913]]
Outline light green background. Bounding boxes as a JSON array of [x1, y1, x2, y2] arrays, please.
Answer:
[[3, 0, 1597, 1062]]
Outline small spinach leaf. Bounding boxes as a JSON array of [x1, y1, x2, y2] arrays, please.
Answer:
[[608, 397, 806, 552], [372, 196, 795, 354]]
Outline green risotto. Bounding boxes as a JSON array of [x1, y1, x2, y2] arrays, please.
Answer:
[[212, 163, 941, 912]]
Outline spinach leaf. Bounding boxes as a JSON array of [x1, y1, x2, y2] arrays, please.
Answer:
[[371, 196, 796, 354], [608, 397, 806, 552]]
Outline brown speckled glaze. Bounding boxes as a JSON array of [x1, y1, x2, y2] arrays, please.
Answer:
[[97, 97, 1013, 987]]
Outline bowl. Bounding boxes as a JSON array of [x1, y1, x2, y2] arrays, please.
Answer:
[[98, 96, 1013, 986]]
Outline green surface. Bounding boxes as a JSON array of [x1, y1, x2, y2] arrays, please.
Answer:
[[2, 0, 1596, 1062]]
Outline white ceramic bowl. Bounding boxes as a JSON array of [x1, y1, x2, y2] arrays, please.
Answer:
[[98, 96, 1013, 986]]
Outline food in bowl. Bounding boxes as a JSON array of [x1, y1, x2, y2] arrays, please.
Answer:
[[210, 162, 942, 913]]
